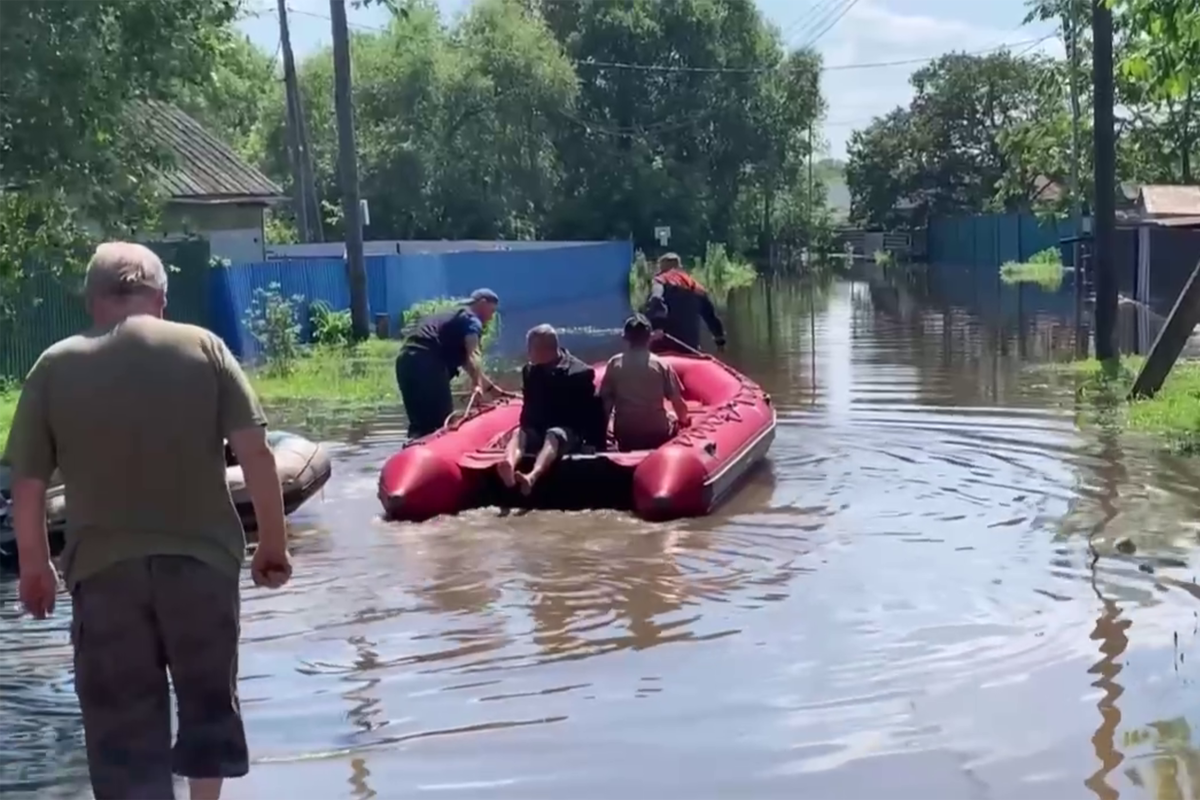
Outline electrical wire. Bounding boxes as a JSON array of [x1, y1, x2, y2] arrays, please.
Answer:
[[801, 0, 862, 49], [267, 6, 1051, 76]]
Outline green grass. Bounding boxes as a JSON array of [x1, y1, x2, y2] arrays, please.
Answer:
[[249, 339, 400, 407], [0, 381, 17, 449], [0, 298, 504, 443], [1000, 247, 1065, 291], [628, 242, 758, 305], [1059, 357, 1200, 454]]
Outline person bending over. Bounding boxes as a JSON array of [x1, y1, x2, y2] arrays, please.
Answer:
[[394, 288, 505, 438], [600, 314, 691, 451], [497, 325, 599, 495], [642, 252, 727, 352]]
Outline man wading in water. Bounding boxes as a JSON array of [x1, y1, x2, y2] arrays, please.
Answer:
[[394, 288, 508, 438], [643, 252, 728, 353], [5, 242, 292, 800]]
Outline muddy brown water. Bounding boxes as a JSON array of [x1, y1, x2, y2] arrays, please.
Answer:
[[2, 276, 1198, 800]]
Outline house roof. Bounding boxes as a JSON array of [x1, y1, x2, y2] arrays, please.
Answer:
[[131, 100, 285, 204], [1137, 184, 1200, 216]]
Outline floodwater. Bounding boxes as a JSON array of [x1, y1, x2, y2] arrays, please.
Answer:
[[3, 270, 1198, 800]]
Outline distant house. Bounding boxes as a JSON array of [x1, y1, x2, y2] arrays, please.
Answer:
[[1136, 184, 1200, 219], [134, 100, 285, 264]]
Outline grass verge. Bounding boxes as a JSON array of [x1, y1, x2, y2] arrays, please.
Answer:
[[1000, 247, 1065, 291], [1058, 357, 1200, 454], [249, 339, 399, 407], [0, 381, 17, 450]]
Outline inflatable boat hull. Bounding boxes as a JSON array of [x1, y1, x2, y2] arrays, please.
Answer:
[[0, 431, 332, 564], [379, 352, 774, 522]]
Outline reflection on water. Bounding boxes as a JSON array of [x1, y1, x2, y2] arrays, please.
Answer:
[[2, 270, 1198, 800]]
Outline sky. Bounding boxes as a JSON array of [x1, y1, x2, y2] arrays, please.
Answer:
[[236, 0, 1064, 161]]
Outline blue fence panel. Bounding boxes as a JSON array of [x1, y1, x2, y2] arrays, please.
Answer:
[[996, 214, 1021, 265], [211, 258, 352, 359], [929, 213, 1083, 270], [366, 255, 390, 320], [384, 253, 450, 325], [209, 241, 633, 360], [440, 241, 632, 313]]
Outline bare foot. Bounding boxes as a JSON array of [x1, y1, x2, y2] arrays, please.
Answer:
[[496, 459, 517, 488], [515, 471, 536, 496]]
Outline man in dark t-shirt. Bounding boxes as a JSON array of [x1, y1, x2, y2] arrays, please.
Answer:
[[496, 324, 603, 495], [394, 288, 504, 438]]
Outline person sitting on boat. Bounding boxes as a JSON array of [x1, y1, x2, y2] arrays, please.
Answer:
[[497, 324, 602, 495], [643, 252, 727, 353], [599, 314, 691, 451], [394, 288, 506, 439]]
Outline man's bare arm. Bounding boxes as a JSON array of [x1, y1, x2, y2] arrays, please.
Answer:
[[228, 427, 286, 552], [665, 367, 690, 424], [214, 336, 286, 550], [13, 478, 50, 564], [5, 360, 56, 565], [462, 334, 498, 392]]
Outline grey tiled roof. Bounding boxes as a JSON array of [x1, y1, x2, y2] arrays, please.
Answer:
[[132, 100, 284, 203]]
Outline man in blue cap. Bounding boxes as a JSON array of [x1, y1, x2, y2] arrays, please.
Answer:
[[395, 288, 505, 438]]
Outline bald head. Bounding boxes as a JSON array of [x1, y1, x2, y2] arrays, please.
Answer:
[[526, 324, 560, 364], [84, 241, 168, 323]]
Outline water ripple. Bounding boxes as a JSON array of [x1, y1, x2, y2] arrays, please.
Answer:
[[2, 278, 1198, 800]]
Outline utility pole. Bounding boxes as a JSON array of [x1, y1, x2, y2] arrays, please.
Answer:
[[295, 89, 324, 243], [807, 120, 815, 271], [276, 0, 311, 243], [1092, 0, 1118, 361], [1066, 0, 1085, 355], [330, 0, 370, 339]]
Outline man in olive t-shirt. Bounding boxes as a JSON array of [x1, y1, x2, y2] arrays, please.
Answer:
[[599, 314, 692, 450], [4, 242, 292, 800]]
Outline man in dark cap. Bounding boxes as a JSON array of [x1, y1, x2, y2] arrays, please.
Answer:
[[395, 288, 505, 438], [643, 252, 727, 352]]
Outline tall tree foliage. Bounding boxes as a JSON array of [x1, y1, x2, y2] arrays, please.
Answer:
[[254, 0, 824, 251], [1, 0, 830, 286], [845, 51, 1056, 228], [0, 0, 243, 306], [845, 0, 1200, 229]]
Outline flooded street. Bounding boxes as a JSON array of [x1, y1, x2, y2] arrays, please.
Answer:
[[3, 274, 1198, 800]]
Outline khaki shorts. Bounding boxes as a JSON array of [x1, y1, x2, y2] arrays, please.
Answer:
[[71, 555, 247, 799]]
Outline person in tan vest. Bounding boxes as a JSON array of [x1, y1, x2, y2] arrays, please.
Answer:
[[599, 314, 691, 451]]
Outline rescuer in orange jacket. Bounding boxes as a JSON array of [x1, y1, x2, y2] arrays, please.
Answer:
[[642, 252, 727, 352]]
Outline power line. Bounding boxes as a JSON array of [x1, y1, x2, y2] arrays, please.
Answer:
[[571, 38, 1049, 74], [802, 0, 862, 49], [780, 0, 846, 42], [264, 6, 1051, 76]]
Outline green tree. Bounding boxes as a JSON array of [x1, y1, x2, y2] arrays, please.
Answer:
[[845, 109, 923, 228], [0, 0, 243, 307], [174, 32, 281, 164], [258, 0, 577, 241], [844, 50, 1056, 228], [539, 0, 823, 254]]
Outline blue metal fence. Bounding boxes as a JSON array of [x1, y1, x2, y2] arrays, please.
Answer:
[[927, 213, 1079, 269], [210, 241, 633, 360]]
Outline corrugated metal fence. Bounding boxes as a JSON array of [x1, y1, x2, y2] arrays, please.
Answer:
[[927, 213, 1079, 269], [3, 239, 633, 377], [206, 240, 634, 361], [1, 240, 213, 380]]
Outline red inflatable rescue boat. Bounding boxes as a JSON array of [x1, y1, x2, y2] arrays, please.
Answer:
[[377, 351, 775, 522]]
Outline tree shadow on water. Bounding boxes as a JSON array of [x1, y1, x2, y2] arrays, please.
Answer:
[[1122, 718, 1200, 800]]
